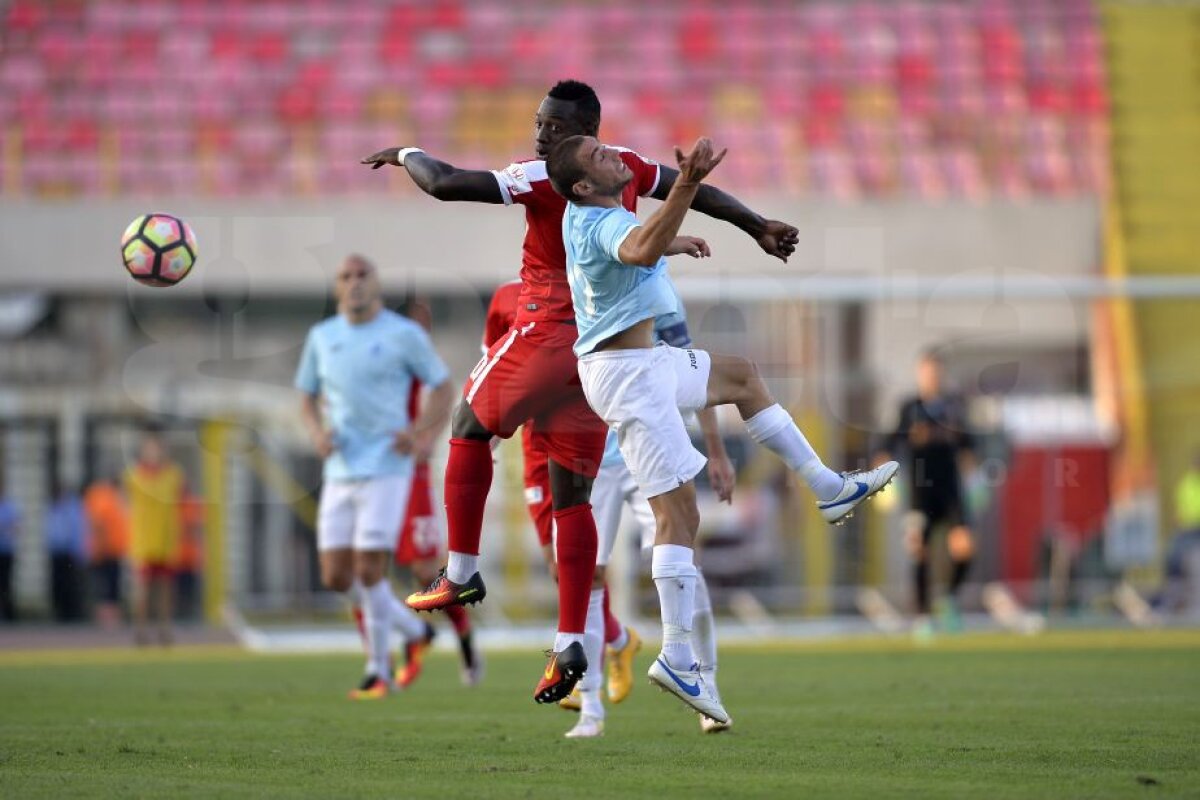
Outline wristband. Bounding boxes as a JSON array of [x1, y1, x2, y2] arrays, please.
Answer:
[[397, 147, 425, 165]]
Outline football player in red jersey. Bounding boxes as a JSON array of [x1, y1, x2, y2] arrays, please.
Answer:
[[362, 79, 798, 703], [483, 280, 641, 715], [392, 300, 481, 688]]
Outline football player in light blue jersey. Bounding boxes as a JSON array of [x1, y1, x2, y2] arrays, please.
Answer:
[[547, 135, 899, 725], [564, 282, 738, 738], [296, 254, 456, 700]]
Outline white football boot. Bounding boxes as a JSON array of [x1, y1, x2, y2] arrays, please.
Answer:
[[817, 461, 899, 525], [647, 655, 729, 724]]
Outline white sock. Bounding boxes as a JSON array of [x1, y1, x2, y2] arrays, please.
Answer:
[[446, 552, 478, 585], [744, 404, 843, 501], [361, 579, 394, 679], [388, 587, 426, 640], [580, 687, 604, 719], [652, 544, 697, 671], [609, 626, 629, 652], [554, 631, 584, 652], [580, 588, 605, 693], [692, 569, 718, 671]]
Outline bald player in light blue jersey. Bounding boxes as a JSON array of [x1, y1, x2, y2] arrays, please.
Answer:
[[296, 254, 455, 700], [546, 135, 898, 726]]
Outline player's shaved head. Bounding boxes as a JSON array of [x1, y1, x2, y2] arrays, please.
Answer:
[[335, 254, 383, 321], [546, 135, 591, 201]]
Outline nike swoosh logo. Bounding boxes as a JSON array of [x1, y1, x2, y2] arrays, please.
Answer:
[[459, 588, 478, 599], [818, 481, 869, 510], [544, 660, 557, 680], [656, 658, 701, 697], [412, 590, 450, 604]]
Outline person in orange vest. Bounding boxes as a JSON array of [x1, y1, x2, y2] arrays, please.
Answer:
[[84, 471, 130, 630], [175, 491, 204, 621], [124, 426, 185, 646]]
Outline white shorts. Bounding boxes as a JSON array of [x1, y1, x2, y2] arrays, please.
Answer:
[[317, 474, 412, 552], [578, 343, 710, 499], [591, 458, 656, 566]]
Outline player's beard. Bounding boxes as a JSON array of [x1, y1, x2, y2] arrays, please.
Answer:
[[598, 172, 634, 198]]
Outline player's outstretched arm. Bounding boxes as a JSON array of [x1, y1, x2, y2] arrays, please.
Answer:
[[618, 138, 726, 267], [651, 166, 798, 262], [360, 148, 504, 204]]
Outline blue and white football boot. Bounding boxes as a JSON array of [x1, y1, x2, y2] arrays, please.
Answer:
[[647, 654, 729, 724], [817, 461, 900, 525]]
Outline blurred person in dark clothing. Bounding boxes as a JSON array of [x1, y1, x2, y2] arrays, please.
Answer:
[[1156, 449, 1200, 612], [46, 479, 89, 622], [0, 470, 20, 622], [877, 350, 976, 640]]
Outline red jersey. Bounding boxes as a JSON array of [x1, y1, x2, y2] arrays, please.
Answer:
[[483, 279, 523, 349], [491, 149, 661, 324], [407, 377, 421, 420]]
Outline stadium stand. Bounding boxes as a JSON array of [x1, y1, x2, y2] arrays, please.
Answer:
[[0, 0, 1107, 200]]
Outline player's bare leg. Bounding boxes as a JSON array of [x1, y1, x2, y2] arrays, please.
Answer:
[[703, 352, 898, 524], [644, 481, 728, 724]]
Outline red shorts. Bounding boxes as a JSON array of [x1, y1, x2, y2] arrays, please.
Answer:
[[138, 562, 175, 580], [521, 425, 554, 547], [395, 463, 443, 565], [465, 320, 606, 478]]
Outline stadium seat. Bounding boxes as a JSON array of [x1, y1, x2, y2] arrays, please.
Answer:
[[0, 0, 1110, 201]]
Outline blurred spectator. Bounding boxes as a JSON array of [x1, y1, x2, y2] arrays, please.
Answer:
[[84, 472, 131, 629], [175, 491, 204, 621], [876, 350, 976, 640], [0, 470, 20, 622], [45, 479, 89, 622], [124, 427, 185, 646], [1156, 450, 1200, 612]]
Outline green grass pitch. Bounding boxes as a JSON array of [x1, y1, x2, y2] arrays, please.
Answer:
[[1, 630, 1198, 799]]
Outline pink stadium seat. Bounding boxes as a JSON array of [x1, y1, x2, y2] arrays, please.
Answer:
[[0, 0, 1109, 200]]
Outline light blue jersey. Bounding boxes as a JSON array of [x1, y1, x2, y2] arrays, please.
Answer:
[[598, 281, 694, 469], [563, 203, 678, 357], [295, 309, 449, 481]]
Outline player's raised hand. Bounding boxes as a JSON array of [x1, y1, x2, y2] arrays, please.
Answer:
[[360, 148, 405, 169], [756, 219, 799, 263], [667, 236, 711, 258], [674, 137, 727, 185]]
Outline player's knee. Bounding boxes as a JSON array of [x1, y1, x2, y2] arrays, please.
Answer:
[[592, 564, 607, 589], [322, 569, 352, 593], [451, 401, 492, 440]]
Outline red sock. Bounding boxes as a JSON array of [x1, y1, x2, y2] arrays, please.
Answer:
[[443, 604, 471, 637], [553, 504, 598, 634], [602, 584, 622, 644], [443, 438, 493, 556], [351, 606, 367, 653]]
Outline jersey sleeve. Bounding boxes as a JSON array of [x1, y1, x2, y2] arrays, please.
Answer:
[[492, 161, 541, 207], [585, 207, 641, 264], [621, 150, 662, 197], [294, 329, 320, 394], [404, 325, 451, 388]]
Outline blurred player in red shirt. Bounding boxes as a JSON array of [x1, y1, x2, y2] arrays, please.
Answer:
[[394, 300, 481, 687], [363, 79, 798, 702]]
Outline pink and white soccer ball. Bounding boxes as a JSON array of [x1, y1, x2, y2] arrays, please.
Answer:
[[120, 213, 197, 287]]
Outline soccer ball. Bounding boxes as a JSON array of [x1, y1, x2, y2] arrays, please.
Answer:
[[121, 213, 197, 287]]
